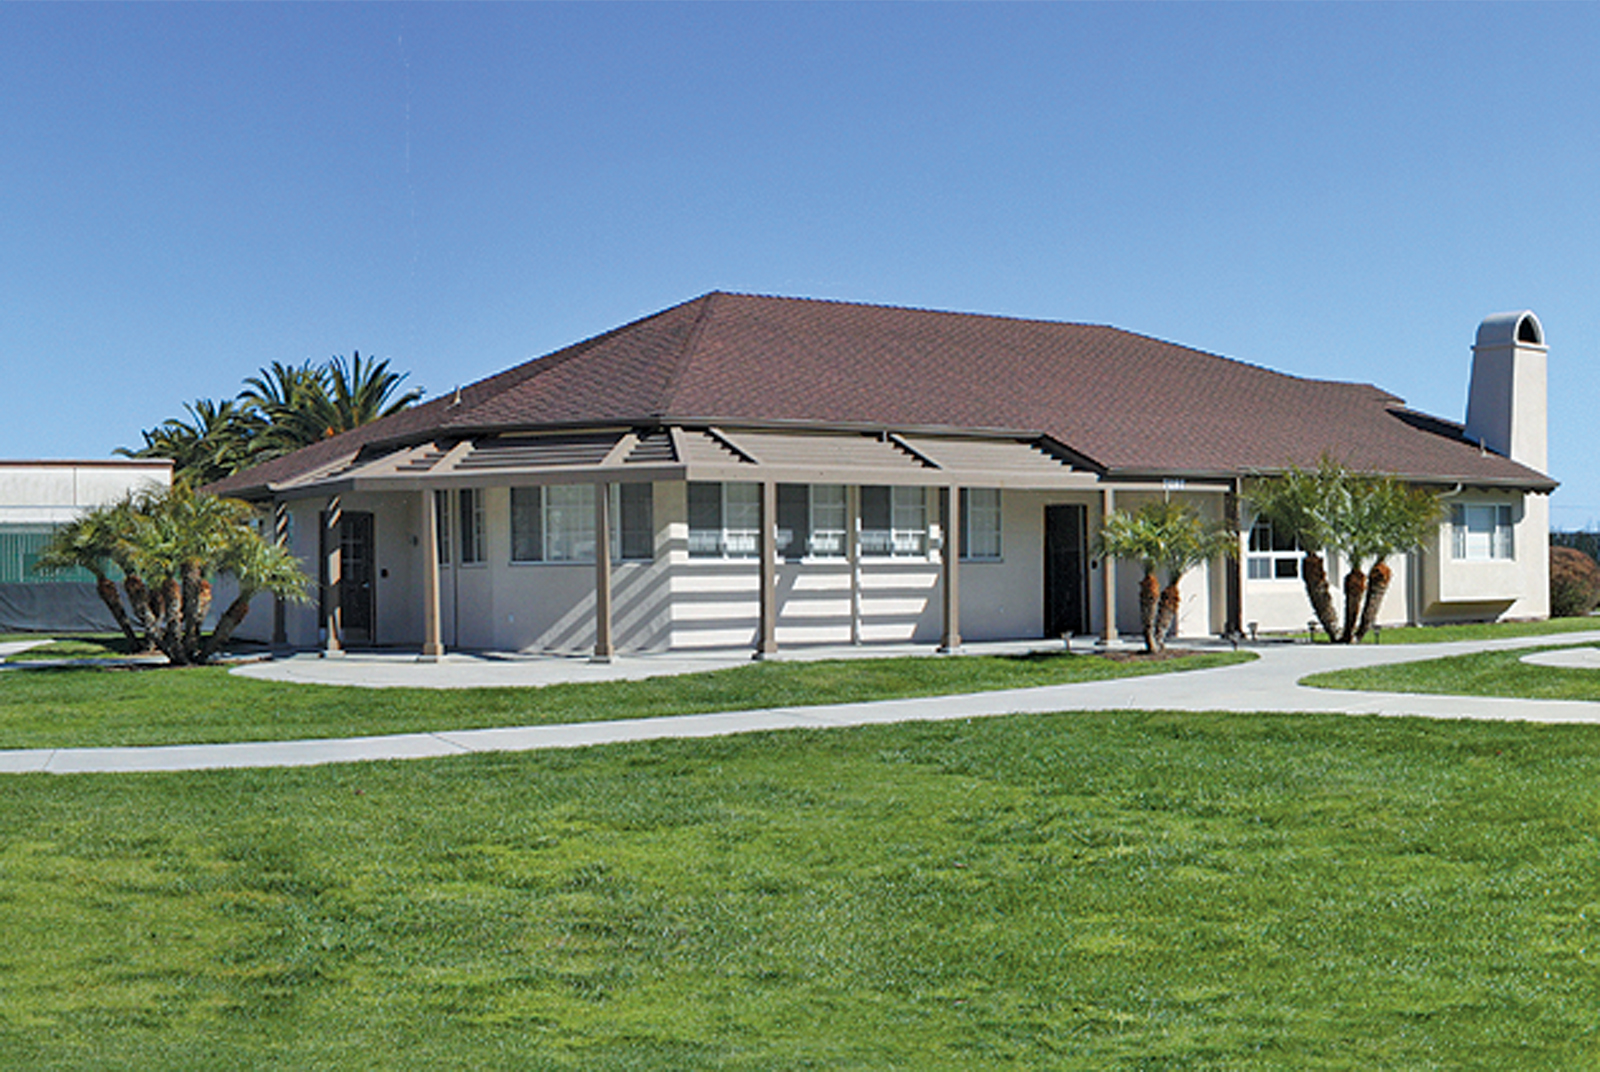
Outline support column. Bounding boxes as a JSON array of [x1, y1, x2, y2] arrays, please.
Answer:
[[271, 499, 289, 649], [1224, 482, 1242, 637], [939, 486, 962, 653], [593, 482, 614, 663], [323, 495, 344, 657], [755, 480, 778, 659], [847, 485, 861, 645], [1099, 488, 1117, 644], [420, 489, 445, 662]]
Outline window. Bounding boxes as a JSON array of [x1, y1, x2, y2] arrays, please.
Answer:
[[1247, 519, 1301, 580], [689, 482, 761, 558], [511, 484, 655, 563], [960, 488, 1002, 560], [434, 491, 451, 565], [616, 484, 655, 561], [861, 486, 928, 557], [1452, 503, 1514, 560], [458, 488, 485, 564], [776, 484, 846, 560]]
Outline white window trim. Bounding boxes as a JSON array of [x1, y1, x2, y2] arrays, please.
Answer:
[[1451, 502, 1515, 562], [458, 487, 486, 567], [960, 487, 1003, 562], [1246, 518, 1301, 582], [860, 486, 930, 559], [510, 484, 654, 565], [806, 485, 847, 559], [689, 482, 762, 560]]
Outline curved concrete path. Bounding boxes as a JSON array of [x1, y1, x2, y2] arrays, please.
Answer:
[[6, 631, 1600, 775]]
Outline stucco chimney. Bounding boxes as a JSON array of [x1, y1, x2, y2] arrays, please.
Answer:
[[1465, 310, 1547, 471]]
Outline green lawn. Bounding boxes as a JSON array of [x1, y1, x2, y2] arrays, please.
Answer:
[[1305, 644, 1600, 701], [4, 710, 1600, 1069], [0, 649, 1252, 750], [1269, 615, 1600, 645]]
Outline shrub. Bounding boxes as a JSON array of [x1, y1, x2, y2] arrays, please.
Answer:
[[1549, 545, 1600, 617]]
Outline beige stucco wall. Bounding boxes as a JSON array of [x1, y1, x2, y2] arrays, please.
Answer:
[[243, 479, 1547, 654], [1421, 490, 1549, 623]]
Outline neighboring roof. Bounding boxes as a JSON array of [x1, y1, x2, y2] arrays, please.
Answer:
[[207, 292, 1556, 498]]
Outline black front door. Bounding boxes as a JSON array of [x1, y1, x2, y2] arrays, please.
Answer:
[[1044, 504, 1088, 638], [321, 511, 376, 646]]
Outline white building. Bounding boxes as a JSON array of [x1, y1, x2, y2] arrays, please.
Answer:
[[0, 459, 172, 631], [206, 295, 1555, 657]]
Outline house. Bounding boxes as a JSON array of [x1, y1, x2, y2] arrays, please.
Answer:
[[0, 459, 173, 631], [206, 294, 1554, 658]]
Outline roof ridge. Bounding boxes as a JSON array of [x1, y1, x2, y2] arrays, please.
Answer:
[[714, 291, 1398, 397], [435, 294, 715, 429], [655, 292, 720, 416]]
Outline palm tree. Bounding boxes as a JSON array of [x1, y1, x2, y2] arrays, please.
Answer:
[[202, 530, 310, 660], [123, 353, 423, 484], [51, 485, 309, 666], [1151, 503, 1240, 646], [32, 509, 141, 648], [116, 399, 259, 488], [322, 351, 423, 432], [1245, 458, 1349, 642], [1098, 500, 1237, 653], [1097, 506, 1167, 652], [1248, 460, 1443, 643], [1347, 476, 1443, 641], [238, 360, 329, 463]]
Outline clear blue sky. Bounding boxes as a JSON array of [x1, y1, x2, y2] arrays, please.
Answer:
[[3, 3, 1597, 525]]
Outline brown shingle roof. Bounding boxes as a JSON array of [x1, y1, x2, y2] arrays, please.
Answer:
[[207, 291, 1554, 497]]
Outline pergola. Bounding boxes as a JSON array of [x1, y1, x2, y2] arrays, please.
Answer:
[[249, 424, 1191, 661]]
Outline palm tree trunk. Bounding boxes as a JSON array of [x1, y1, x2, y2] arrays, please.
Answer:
[[180, 565, 208, 663], [1340, 567, 1367, 644], [93, 576, 139, 649], [159, 578, 186, 664], [1355, 559, 1392, 641], [1301, 553, 1342, 642], [1155, 580, 1181, 652], [202, 592, 253, 662], [1139, 572, 1160, 653], [123, 575, 160, 652]]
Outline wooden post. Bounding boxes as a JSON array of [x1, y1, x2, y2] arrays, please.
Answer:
[[593, 482, 614, 663], [271, 499, 289, 648], [755, 481, 778, 659], [420, 489, 444, 661], [1224, 483, 1242, 638], [847, 484, 861, 645], [323, 495, 344, 657], [939, 486, 962, 653], [1100, 488, 1117, 644]]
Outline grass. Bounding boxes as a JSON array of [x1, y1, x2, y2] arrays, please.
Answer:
[[4, 710, 1600, 1068], [1268, 615, 1600, 645], [1364, 616, 1600, 644], [1305, 643, 1600, 701], [0, 648, 1253, 750]]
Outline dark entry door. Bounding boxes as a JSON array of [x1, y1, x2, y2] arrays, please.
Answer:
[[321, 511, 376, 646], [1044, 504, 1088, 638]]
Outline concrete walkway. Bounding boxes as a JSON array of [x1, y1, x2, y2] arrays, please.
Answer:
[[6, 631, 1600, 775]]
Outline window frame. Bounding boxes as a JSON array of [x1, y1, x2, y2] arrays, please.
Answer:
[[688, 482, 761, 559], [1451, 502, 1515, 561], [776, 484, 847, 561], [1246, 518, 1301, 581], [959, 487, 1002, 562], [509, 483, 655, 564], [458, 488, 486, 566], [860, 485, 929, 559]]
